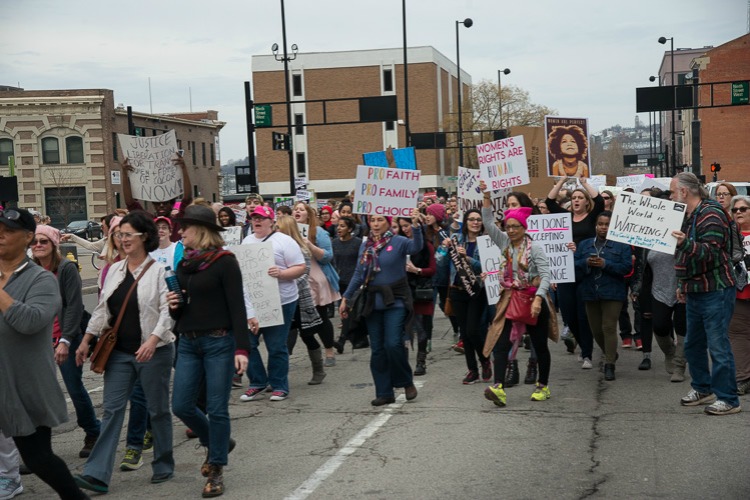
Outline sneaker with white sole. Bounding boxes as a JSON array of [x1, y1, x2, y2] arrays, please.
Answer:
[[704, 400, 741, 415], [240, 387, 265, 402], [581, 358, 593, 369], [119, 448, 143, 471], [0, 477, 23, 500], [680, 389, 715, 406], [269, 391, 288, 401]]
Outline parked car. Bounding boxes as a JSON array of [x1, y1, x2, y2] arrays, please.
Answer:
[[60, 220, 103, 241]]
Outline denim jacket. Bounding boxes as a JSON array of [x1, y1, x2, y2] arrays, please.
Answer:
[[574, 237, 632, 302], [314, 228, 341, 291], [436, 230, 483, 289]]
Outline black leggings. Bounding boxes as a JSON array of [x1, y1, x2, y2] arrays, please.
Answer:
[[493, 300, 551, 385], [437, 285, 459, 334], [449, 288, 488, 372], [299, 305, 335, 350], [13, 426, 86, 499]]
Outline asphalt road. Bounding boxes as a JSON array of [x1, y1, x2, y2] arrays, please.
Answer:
[[19, 304, 750, 499]]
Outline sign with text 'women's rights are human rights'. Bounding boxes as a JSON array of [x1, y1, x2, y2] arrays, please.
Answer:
[[353, 165, 421, 217], [476, 135, 530, 192]]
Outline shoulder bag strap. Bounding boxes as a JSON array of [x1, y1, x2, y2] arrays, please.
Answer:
[[109, 260, 156, 337]]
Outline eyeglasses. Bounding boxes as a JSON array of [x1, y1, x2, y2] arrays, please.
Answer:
[[717, 192, 731, 198], [114, 232, 143, 240], [0, 209, 21, 221], [731, 206, 749, 214], [466, 218, 483, 222], [505, 224, 524, 230], [32, 238, 51, 245], [601, 196, 612, 200]]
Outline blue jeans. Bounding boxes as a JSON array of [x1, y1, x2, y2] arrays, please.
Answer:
[[125, 381, 149, 450], [685, 287, 739, 406], [83, 345, 174, 486], [247, 301, 296, 394], [58, 333, 101, 438], [172, 333, 236, 466], [367, 307, 412, 399]]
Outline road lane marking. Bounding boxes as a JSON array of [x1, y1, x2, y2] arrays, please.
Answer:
[[285, 380, 425, 500]]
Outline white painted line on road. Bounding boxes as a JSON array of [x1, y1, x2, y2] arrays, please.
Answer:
[[285, 380, 425, 500], [65, 385, 103, 404]]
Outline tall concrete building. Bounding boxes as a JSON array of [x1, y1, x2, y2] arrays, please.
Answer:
[[251, 46, 471, 198], [0, 88, 224, 226]]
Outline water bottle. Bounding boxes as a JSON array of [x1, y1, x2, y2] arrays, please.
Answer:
[[164, 266, 184, 304]]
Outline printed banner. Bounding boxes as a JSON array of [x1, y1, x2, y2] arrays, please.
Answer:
[[607, 192, 687, 254], [476, 135, 530, 191], [117, 130, 183, 202], [456, 166, 510, 223], [477, 235, 505, 305], [229, 243, 283, 327], [353, 165, 420, 217], [222, 226, 243, 246], [526, 213, 575, 283], [544, 116, 591, 178]]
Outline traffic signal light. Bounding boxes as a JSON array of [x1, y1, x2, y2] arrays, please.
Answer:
[[710, 163, 721, 173], [272, 132, 290, 151]]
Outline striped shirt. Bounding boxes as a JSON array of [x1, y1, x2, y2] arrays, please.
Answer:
[[675, 199, 734, 293]]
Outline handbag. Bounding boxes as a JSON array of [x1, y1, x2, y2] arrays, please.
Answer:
[[347, 285, 368, 329], [414, 285, 434, 302], [89, 260, 155, 374], [505, 288, 538, 326]]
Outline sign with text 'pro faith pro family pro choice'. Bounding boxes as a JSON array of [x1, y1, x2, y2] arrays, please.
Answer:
[[476, 135, 530, 191], [353, 165, 420, 217]]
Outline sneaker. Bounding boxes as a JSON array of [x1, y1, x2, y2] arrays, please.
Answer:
[[79, 434, 97, 458], [622, 338, 633, 348], [74, 474, 108, 494], [120, 448, 143, 471], [269, 391, 288, 401], [232, 374, 243, 388], [483, 383, 507, 407], [324, 356, 336, 367], [480, 359, 492, 382], [462, 370, 479, 385], [142, 430, 153, 453], [185, 428, 198, 439], [737, 379, 750, 396], [704, 400, 741, 415], [240, 387, 265, 402], [530, 383, 551, 401], [635, 339, 643, 350], [452, 340, 465, 354], [680, 389, 716, 406], [581, 358, 593, 370], [560, 325, 571, 339], [0, 477, 23, 499], [638, 358, 651, 371]]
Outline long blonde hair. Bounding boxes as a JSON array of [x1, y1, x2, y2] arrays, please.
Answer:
[[275, 215, 311, 257], [184, 224, 225, 250], [294, 202, 319, 242]]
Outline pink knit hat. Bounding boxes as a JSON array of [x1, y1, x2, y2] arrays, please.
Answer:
[[504, 207, 533, 229], [35, 224, 60, 248], [426, 203, 446, 223]]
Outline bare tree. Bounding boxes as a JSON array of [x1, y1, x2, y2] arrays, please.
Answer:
[[45, 167, 86, 228]]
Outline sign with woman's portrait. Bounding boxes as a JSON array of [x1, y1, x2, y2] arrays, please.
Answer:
[[544, 116, 591, 178]]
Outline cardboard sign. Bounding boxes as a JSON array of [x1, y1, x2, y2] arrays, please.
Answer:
[[353, 165, 420, 217], [477, 235, 505, 305], [229, 243, 283, 327], [223, 226, 242, 246], [456, 166, 510, 222], [476, 135, 530, 191], [527, 213, 575, 283], [544, 116, 591, 178], [117, 130, 183, 202], [607, 192, 687, 254]]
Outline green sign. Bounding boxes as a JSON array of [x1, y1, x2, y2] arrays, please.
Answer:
[[732, 81, 749, 105], [447, 176, 458, 181], [254, 105, 272, 127]]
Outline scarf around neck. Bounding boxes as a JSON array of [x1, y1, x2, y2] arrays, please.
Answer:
[[180, 247, 232, 274], [360, 230, 394, 282]]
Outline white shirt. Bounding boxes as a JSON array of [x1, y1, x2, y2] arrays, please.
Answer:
[[149, 242, 177, 269], [241, 231, 304, 305]]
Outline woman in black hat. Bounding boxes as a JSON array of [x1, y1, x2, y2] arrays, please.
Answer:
[[168, 204, 253, 498]]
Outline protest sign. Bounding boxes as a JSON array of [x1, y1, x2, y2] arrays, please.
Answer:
[[588, 175, 607, 191], [363, 146, 417, 170], [745, 235, 750, 257], [234, 209, 246, 226], [456, 167, 510, 222], [637, 177, 671, 194], [476, 135, 530, 191], [274, 196, 295, 209], [544, 116, 591, 178], [297, 223, 309, 239], [229, 243, 283, 327], [296, 189, 312, 201], [607, 192, 686, 254], [295, 176, 308, 189], [117, 130, 183, 202], [616, 174, 647, 191], [353, 165, 420, 217], [223, 226, 243, 246], [316, 199, 328, 210], [527, 213, 575, 283], [477, 235, 505, 305]]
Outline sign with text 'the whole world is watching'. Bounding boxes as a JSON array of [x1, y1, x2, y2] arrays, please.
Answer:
[[607, 192, 686, 254]]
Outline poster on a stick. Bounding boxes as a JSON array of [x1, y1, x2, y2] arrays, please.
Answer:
[[477, 235, 505, 305], [456, 167, 510, 223], [353, 165, 420, 217], [526, 213, 575, 283], [606, 192, 686, 254], [544, 116, 591, 178], [117, 130, 183, 202], [476, 135, 530, 191], [229, 243, 283, 327]]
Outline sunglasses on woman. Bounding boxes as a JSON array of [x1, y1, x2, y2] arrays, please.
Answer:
[[731, 206, 749, 214], [0, 209, 21, 221], [32, 238, 51, 245]]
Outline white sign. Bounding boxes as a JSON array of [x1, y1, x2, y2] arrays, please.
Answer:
[[296, 189, 312, 201], [637, 177, 671, 194], [527, 213, 575, 283], [744, 235, 750, 256], [456, 167, 510, 222], [295, 176, 309, 189], [234, 209, 246, 226], [477, 235, 505, 305], [111, 170, 121, 185], [607, 192, 687, 254], [476, 135, 530, 191], [353, 165, 420, 217], [229, 243, 283, 327], [616, 174, 647, 191], [117, 130, 183, 202], [588, 174, 607, 191], [297, 223, 309, 239], [222, 226, 243, 246]]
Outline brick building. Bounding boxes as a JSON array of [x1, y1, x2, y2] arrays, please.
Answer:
[[251, 46, 471, 198], [0, 88, 224, 227]]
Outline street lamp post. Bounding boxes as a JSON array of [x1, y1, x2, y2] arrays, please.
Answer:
[[497, 68, 510, 130], [455, 17, 472, 169], [402, 0, 410, 146], [649, 75, 661, 176], [273, 0, 298, 196], [658, 36, 676, 176]]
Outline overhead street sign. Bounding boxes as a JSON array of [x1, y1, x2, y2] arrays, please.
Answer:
[[254, 105, 272, 127]]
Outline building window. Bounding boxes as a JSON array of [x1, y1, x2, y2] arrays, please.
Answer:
[[385, 121, 395, 131], [202, 142, 206, 166], [191, 141, 197, 165], [0, 138, 13, 166], [42, 137, 60, 164], [295, 114, 304, 135], [112, 133, 119, 161], [210, 142, 215, 165], [296, 152, 306, 175], [66, 136, 84, 164], [383, 68, 394, 92], [292, 74, 303, 97], [193, 184, 199, 197]]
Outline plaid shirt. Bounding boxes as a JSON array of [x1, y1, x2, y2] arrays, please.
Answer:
[[675, 199, 734, 293]]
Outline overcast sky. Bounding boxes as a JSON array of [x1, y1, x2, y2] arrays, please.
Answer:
[[1, 0, 745, 163]]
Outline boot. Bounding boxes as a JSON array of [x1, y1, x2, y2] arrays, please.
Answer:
[[414, 351, 427, 376], [332, 333, 347, 355], [524, 360, 538, 385], [203, 464, 224, 498], [655, 335, 676, 374], [604, 363, 616, 381], [505, 360, 519, 387], [307, 348, 326, 385], [671, 336, 686, 383]]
